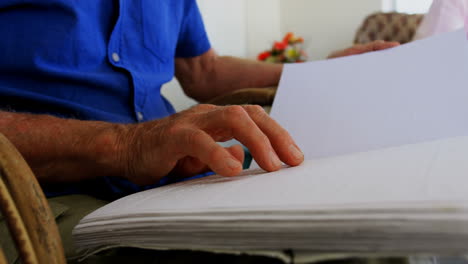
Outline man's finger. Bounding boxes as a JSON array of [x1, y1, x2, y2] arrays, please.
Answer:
[[186, 104, 218, 114], [171, 145, 245, 179], [243, 105, 303, 166], [201, 105, 282, 172], [171, 156, 211, 179], [372, 41, 400, 51], [175, 127, 243, 176], [226, 144, 245, 166]]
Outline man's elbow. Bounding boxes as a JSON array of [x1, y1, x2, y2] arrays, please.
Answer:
[[182, 84, 214, 103], [175, 49, 219, 102]]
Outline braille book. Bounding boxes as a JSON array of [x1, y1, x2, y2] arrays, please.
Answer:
[[74, 29, 468, 263]]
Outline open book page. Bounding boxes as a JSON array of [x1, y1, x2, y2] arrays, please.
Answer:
[[78, 136, 468, 223], [74, 136, 468, 256], [270, 29, 468, 161]]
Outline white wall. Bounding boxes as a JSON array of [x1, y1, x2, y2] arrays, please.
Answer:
[[382, 0, 397, 12], [246, 0, 282, 58], [280, 0, 382, 61], [197, 0, 248, 57], [395, 0, 432, 13]]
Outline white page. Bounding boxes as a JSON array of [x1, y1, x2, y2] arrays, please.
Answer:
[[79, 136, 468, 223], [270, 29, 468, 160]]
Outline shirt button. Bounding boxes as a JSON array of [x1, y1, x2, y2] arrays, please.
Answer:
[[136, 112, 144, 122], [112, 52, 120, 63]]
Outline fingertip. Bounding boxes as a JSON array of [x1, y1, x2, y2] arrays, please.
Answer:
[[226, 145, 245, 165], [276, 144, 303, 167], [376, 41, 399, 50], [259, 151, 282, 172], [229, 165, 244, 176], [226, 157, 242, 170], [269, 150, 283, 170], [250, 151, 282, 173], [215, 157, 243, 177], [386, 42, 400, 48], [288, 155, 305, 167]]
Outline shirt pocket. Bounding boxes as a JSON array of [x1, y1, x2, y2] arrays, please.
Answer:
[[141, 0, 181, 62]]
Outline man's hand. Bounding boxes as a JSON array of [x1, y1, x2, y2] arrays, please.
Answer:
[[1, 107, 303, 185], [120, 104, 304, 185], [327, 40, 400, 59]]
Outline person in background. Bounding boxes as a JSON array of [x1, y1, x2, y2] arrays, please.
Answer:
[[414, 0, 468, 40]]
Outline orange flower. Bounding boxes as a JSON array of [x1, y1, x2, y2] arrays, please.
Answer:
[[283, 32, 294, 43], [257, 51, 271, 61], [257, 32, 307, 63], [274, 41, 288, 51]]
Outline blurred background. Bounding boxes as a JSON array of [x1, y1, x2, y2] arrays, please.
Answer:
[[162, 0, 434, 111]]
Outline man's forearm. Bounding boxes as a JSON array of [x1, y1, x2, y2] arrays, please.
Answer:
[[0, 111, 126, 183], [210, 55, 283, 94], [197, 56, 283, 102], [176, 49, 283, 102]]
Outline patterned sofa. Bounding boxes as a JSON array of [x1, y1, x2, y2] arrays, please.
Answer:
[[354, 12, 424, 45]]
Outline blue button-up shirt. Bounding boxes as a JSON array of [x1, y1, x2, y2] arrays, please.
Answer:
[[0, 0, 211, 199], [0, 0, 210, 123]]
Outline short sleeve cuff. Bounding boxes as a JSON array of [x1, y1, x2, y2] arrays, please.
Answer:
[[175, 32, 211, 58]]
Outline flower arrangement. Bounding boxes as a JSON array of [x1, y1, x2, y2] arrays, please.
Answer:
[[257, 32, 307, 63]]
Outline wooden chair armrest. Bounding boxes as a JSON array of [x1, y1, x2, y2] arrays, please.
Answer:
[[0, 133, 65, 264]]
